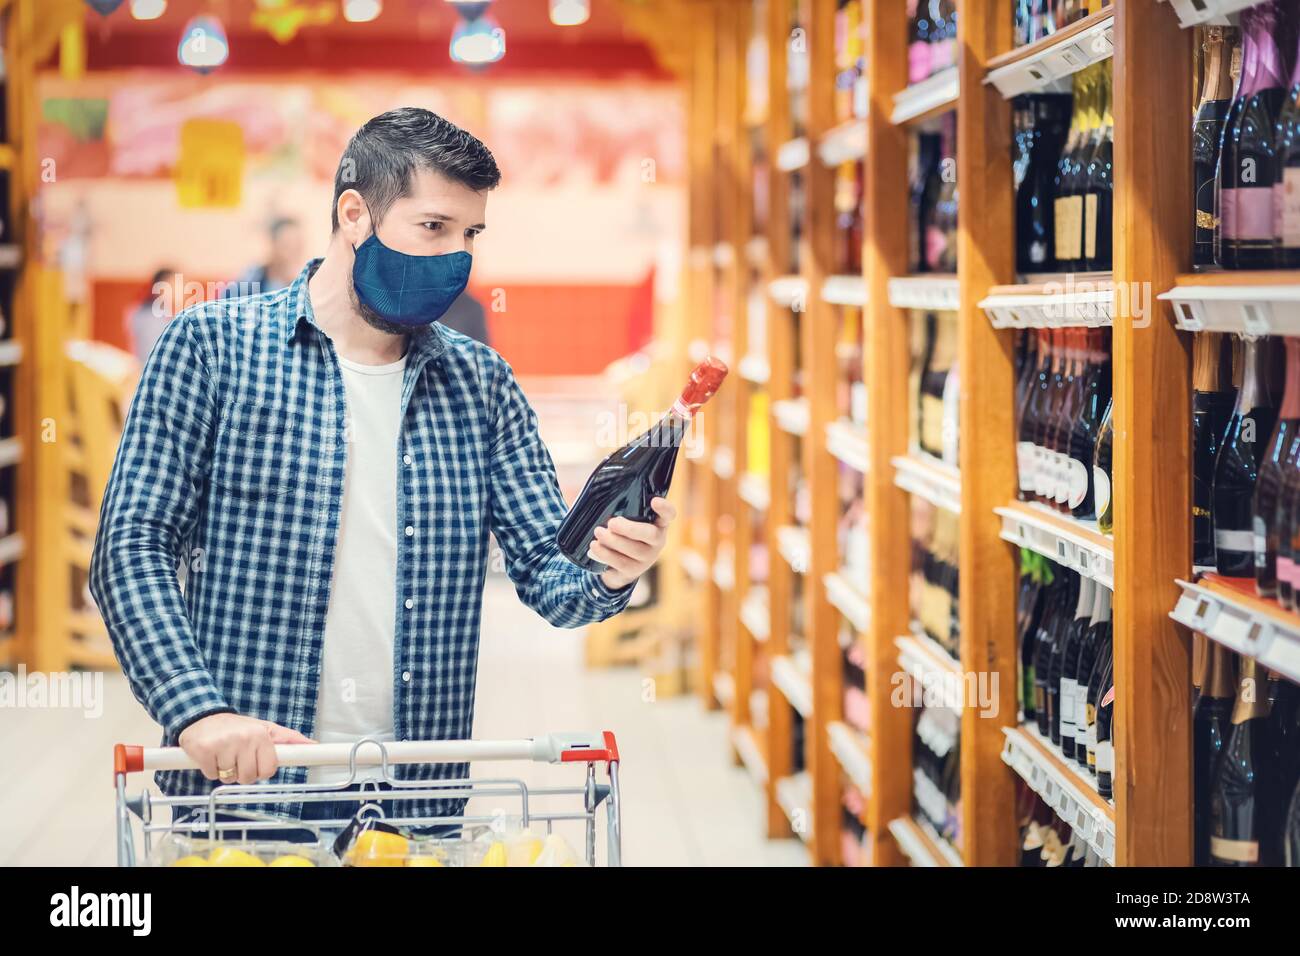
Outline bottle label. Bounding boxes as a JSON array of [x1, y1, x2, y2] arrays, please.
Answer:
[[1092, 465, 1111, 518], [1066, 457, 1089, 510], [1282, 169, 1300, 249], [1232, 186, 1275, 241], [1215, 527, 1255, 553], [1209, 836, 1259, 864], [1060, 678, 1077, 725], [1095, 738, 1113, 774], [1219, 186, 1237, 241], [1055, 195, 1083, 261], [1279, 555, 1296, 588], [1085, 193, 1099, 261], [1075, 683, 1090, 736], [1253, 515, 1268, 569], [1017, 440, 1035, 492]]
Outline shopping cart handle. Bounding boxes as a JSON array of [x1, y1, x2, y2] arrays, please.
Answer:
[[113, 731, 619, 778]]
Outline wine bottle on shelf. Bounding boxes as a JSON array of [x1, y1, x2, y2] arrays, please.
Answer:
[[1277, 9, 1300, 267], [1035, 569, 1079, 739], [557, 357, 727, 571], [1214, 337, 1280, 578], [1034, 330, 1067, 504], [1083, 626, 1113, 779], [1083, 64, 1114, 273], [1049, 330, 1085, 512], [1018, 330, 1052, 501], [912, 132, 944, 273], [1194, 642, 1238, 866], [1254, 337, 1300, 597], [1219, 2, 1288, 270], [1074, 581, 1112, 767], [1095, 668, 1116, 800], [1193, 333, 1236, 573], [1054, 70, 1089, 275], [1068, 329, 1112, 520], [1287, 778, 1300, 866], [1194, 27, 1239, 267], [1018, 551, 1050, 723], [907, 0, 933, 87], [931, 113, 959, 274], [1209, 656, 1275, 866], [1267, 674, 1300, 859], [1054, 576, 1097, 756], [1016, 94, 1072, 274], [1093, 397, 1114, 534]]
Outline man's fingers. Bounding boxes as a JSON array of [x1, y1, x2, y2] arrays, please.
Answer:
[[255, 735, 278, 782], [605, 516, 658, 544], [235, 745, 260, 786], [650, 497, 677, 528], [264, 721, 314, 744], [588, 540, 640, 576], [595, 526, 655, 561]]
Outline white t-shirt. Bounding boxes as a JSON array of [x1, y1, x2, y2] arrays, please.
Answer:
[[308, 351, 406, 786]]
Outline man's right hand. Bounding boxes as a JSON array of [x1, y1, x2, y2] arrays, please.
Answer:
[[178, 713, 314, 785]]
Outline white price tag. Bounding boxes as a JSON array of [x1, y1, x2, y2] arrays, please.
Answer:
[[1242, 303, 1271, 338], [1263, 633, 1300, 685], [1213, 612, 1256, 653]]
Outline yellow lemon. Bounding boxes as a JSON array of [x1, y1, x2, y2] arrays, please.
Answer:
[[406, 856, 446, 868], [507, 836, 544, 867], [207, 847, 267, 867], [345, 829, 410, 867], [268, 854, 315, 867], [169, 855, 209, 867], [479, 841, 507, 867]]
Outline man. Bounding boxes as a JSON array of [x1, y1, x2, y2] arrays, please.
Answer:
[[224, 216, 306, 298], [90, 108, 673, 828]]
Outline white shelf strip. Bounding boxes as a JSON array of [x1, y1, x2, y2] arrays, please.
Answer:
[[732, 724, 769, 787], [712, 446, 735, 481], [1170, 578, 1300, 687], [995, 503, 1114, 590], [0, 341, 22, 367], [894, 633, 964, 715], [824, 570, 870, 633], [892, 454, 962, 515], [768, 275, 810, 310], [890, 66, 960, 125], [772, 396, 810, 437], [775, 772, 814, 845], [775, 137, 811, 172], [887, 817, 946, 867], [888, 275, 960, 312], [712, 242, 735, 269], [827, 721, 872, 796], [1001, 725, 1116, 866], [738, 471, 770, 511], [1161, 0, 1270, 29], [0, 245, 20, 269], [738, 353, 771, 384], [0, 533, 25, 568], [986, 14, 1115, 98], [771, 653, 813, 719], [821, 274, 869, 306], [1159, 282, 1300, 338], [680, 547, 709, 584], [740, 586, 770, 642], [712, 671, 736, 710], [818, 119, 868, 166], [712, 554, 735, 593], [827, 420, 869, 473], [776, 524, 811, 574], [0, 437, 21, 469], [978, 283, 1114, 329], [918, 815, 965, 868]]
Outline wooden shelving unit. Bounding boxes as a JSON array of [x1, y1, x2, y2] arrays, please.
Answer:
[[669, 0, 1229, 866]]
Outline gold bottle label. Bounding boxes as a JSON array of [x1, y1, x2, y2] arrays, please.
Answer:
[[1209, 836, 1259, 864]]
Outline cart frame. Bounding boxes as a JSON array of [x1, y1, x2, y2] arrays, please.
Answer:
[[113, 731, 622, 867]]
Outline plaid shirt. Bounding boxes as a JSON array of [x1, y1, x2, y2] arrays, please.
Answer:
[[90, 260, 633, 820]]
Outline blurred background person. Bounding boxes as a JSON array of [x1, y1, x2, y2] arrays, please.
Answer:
[[225, 216, 306, 298], [126, 267, 177, 364]]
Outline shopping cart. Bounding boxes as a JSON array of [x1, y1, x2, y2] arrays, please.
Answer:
[[113, 731, 622, 867]]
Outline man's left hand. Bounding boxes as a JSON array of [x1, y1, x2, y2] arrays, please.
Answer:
[[590, 497, 677, 591]]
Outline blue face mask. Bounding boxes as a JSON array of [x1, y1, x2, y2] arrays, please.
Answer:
[[351, 232, 472, 326]]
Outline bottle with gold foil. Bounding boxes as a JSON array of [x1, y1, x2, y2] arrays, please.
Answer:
[[1193, 26, 1239, 266], [1209, 656, 1274, 866], [1195, 643, 1238, 866]]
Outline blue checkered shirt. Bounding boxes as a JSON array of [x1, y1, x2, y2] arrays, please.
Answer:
[[90, 260, 634, 820]]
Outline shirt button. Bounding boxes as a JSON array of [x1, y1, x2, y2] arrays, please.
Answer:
[[404, 598, 414, 610], [405, 526, 414, 537], [402, 671, 412, 682], [403, 454, 413, 466]]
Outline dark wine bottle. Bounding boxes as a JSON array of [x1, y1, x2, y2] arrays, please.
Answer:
[[1278, 16, 1300, 267], [1267, 674, 1300, 863], [1286, 777, 1300, 866], [1018, 330, 1052, 501], [1093, 397, 1114, 534], [1095, 667, 1115, 800], [1214, 337, 1280, 578], [1219, 3, 1287, 270], [1016, 94, 1072, 274], [1209, 656, 1274, 866], [1193, 333, 1235, 573], [1054, 69, 1091, 274], [1253, 337, 1300, 597], [1194, 27, 1239, 267], [1068, 329, 1111, 519], [1073, 582, 1112, 767], [557, 357, 727, 571], [1035, 569, 1078, 738], [1082, 64, 1113, 273], [1083, 628, 1112, 778], [1055, 576, 1096, 756], [1019, 551, 1050, 723], [1194, 643, 1237, 866]]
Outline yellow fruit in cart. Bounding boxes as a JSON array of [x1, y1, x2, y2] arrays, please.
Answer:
[[478, 841, 507, 867], [405, 856, 446, 867], [506, 834, 543, 867], [268, 855, 315, 867], [207, 847, 267, 867], [344, 829, 410, 867], [170, 855, 209, 867]]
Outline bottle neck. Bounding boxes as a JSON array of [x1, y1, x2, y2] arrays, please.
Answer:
[[1282, 337, 1300, 418], [1204, 643, 1237, 701], [1193, 332, 1226, 392], [1090, 583, 1112, 625], [1235, 338, 1268, 413], [1231, 657, 1272, 724], [1198, 27, 1235, 106], [1074, 577, 1096, 621], [1241, 9, 1286, 97]]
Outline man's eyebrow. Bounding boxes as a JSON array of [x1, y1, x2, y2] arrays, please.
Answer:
[[415, 211, 486, 230]]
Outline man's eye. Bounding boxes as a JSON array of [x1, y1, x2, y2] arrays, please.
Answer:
[[421, 221, 443, 232], [466, 229, 480, 239]]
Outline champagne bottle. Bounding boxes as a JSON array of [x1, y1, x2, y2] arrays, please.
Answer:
[[1209, 657, 1273, 866], [1035, 570, 1078, 738], [1084, 628, 1112, 777], [1018, 330, 1052, 501], [1286, 776, 1300, 866], [1082, 63, 1114, 273], [1093, 397, 1114, 534], [1214, 337, 1280, 578], [1019, 551, 1050, 722], [1253, 337, 1300, 597], [1219, 3, 1288, 269], [557, 357, 727, 571], [1277, 16, 1300, 267], [1193, 333, 1235, 573], [1017, 95, 1072, 274], [1095, 666, 1116, 800], [1194, 643, 1237, 866], [1194, 27, 1239, 266], [1055, 576, 1097, 756], [1074, 582, 1112, 767], [1068, 329, 1111, 519], [1054, 69, 1091, 274]]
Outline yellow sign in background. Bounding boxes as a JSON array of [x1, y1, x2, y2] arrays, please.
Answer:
[[175, 119, 244, 208]]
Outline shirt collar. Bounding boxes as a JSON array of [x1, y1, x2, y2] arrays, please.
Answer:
[[285, 257, 448, 362]]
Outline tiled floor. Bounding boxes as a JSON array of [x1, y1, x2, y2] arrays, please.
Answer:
[[1, 579, 807, 867]]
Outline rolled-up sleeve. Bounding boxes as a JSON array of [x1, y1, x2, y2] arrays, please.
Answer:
[[486, 359, 635, 627], [89, 312, 232, 743]]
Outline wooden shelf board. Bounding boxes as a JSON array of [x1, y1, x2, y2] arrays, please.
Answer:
[[827, 720, 872, 795], [985, 8, 1115, 98], [775, 772, 815, 845], [817, 118, 868, 166], [740, 585, 771, 642], [887, 274, 960, 312], [824, 569, 870, 633], [1171, 575, 1300, 686], [826, 419, 868, 473], [771, 651, 814, 718], [979, 277, 1115, 329], [996, 500, 1114, 589], [890, 66, 960, 125], [732, 723, 769, 787], [886, 815, 959, 867], [892, 452, 962, 514], [1163, 0, 1272, 29]]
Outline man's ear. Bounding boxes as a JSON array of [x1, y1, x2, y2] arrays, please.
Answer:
[[335, 189, 371, 243]]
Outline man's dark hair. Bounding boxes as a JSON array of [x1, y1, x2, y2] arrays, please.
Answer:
[[331, 107, 501, 232]]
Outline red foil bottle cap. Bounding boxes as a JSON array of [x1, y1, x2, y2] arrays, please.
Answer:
[[673, 356, 728, 417]]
